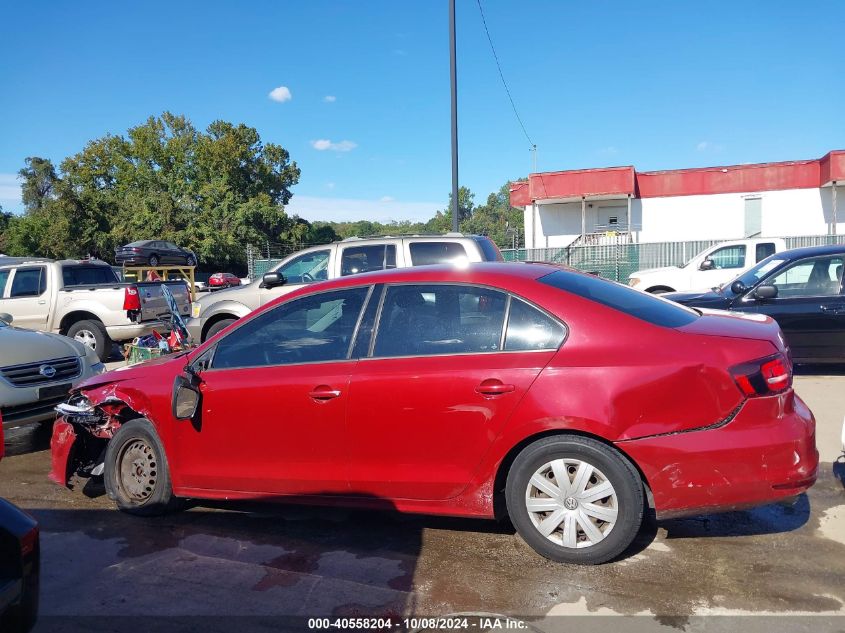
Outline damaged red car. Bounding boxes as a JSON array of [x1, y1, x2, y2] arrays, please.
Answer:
[[50, 263, 818, 564]]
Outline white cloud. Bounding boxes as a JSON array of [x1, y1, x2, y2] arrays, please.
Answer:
[[286, 195, 439, 223], [310, 139, 357, 152], [379, 196, 395, 203], [696, 141, 723, 152], [323, 95, 337, 103], [597, 146, 619, 156], [325, 182, 336, 190], [0, 173, 22, 212], [268, 86, 292, 102]]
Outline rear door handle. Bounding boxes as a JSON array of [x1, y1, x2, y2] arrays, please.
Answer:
[[820, 305, 845, 314], [308, 385, 342, 401], [476, 379, 515, 396]]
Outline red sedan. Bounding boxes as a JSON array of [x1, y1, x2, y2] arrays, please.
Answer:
[[50, 263, 818, 564], [208, 272, 242, 288]]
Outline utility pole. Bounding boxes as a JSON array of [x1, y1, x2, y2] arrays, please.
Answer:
[[449, 0, 459, 232]]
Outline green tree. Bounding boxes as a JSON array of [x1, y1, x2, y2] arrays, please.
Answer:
[[9, 112, 300, 272], [460, 181, 525, 249]]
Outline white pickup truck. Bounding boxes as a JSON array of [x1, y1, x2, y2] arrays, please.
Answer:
[[628, 238, 787, 293], [0, 258, 192, 361]]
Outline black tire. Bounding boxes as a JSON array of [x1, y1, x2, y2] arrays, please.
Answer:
[[104, 418, 181, 516], [646, 286, 675, 294], [67, 319, 111, 362], [2, 424, 40, 456], [204, 317, 236, 341], [185, 254, 197, 267], [505, 435, 644, 565], [148, 254, 159, 267]]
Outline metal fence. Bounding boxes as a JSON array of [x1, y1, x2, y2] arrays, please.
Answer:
[[501, 234, 845, 282]]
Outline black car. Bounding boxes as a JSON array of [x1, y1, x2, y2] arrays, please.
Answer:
[[0, 500, 39, 633], [114, 240, 197, 267], [665, 245, 845, 363]]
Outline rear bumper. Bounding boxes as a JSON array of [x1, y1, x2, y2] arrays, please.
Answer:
[[618, 390, 818, 519], [106, 321, 170, 342]]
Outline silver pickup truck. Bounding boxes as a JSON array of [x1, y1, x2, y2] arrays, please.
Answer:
[[0, 258, 191, 361]]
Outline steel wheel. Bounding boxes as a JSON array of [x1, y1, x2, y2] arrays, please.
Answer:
[[73, 328, 98, 350], [116, 438, 158, 502], [524, 458, 618, 549]]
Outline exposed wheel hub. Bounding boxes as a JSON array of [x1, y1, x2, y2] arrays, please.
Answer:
[[118, 439, 158, 501]]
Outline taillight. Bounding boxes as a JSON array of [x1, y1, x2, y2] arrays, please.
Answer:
[[20, 526, 38, 558], [123, 285, 141, 311], [730, 353, 792, 397]]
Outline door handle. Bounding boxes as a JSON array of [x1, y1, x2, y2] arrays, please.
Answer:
[[820, 305, 845, 315], [475, 379, 515, 396], [308, 385, 342, 401]]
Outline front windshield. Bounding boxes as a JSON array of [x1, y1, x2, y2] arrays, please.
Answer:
[[722, 256, 787, 294]]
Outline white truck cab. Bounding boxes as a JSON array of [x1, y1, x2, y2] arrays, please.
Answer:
[[628, 238, 787, 293]]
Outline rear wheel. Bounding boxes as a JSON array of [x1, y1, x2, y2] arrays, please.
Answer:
[[67, 319, 111, 362], [204, 317, 236, 341], [185, 254, 197, 267], [506, 435, 644, 564], [104, 419, 181, 516]]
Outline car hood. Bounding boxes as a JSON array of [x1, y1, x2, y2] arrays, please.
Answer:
[[663, 289, 732, 309], [76, 352, 189, 391], [0, 325, 86, 366], [197, 282, 256, 306]]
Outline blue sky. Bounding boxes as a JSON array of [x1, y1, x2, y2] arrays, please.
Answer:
[[1, 1, 843, 222]]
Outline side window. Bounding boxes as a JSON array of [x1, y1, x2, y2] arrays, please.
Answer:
[[766, 256, 844, 298], [62, 265, 120, 286], [212, 287, 369, 369], [755, 243, 776, 262], [473, 236, 504, 262], [276, 249, 331, 284], [504, 298, 566, 351], [373, 284, 506, 357], [340, 245, 397, 276], [408, 242, 467, 266], [0, 269, 10, 296], [708, 245, 746, 269], [10, 267, 46, 298]]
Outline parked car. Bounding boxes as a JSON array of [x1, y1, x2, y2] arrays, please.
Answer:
[[51, 262, 817, 565], [114, 240, 197, 267], [0, 258, 192, 361], [0, 422, 40, 633], [0, 312, 105, 453], [187, 233, 504, 342], [208, 273, 242, 289], [664, 245, 845, 363], [628, 238, 786, 293]]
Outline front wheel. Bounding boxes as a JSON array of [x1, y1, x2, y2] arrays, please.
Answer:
[[204, 317, 236, 341], [148, 254, 160, 267], [104, 419, 181, 516], [506, 435, 644, 565], [185, 254, 196, 267]]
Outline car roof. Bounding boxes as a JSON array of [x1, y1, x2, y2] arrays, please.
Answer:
[[775, 244, 845, 260]]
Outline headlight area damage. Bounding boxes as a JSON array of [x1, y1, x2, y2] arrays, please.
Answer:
[[49, 385, 143, 487]]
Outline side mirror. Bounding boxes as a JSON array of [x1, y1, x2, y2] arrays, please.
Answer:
[[261, 272, 286, 289], [172, 374, 201, 420], [730, 280, 747, 295], [699, 259, 715, 271], [754, 285, 778, 300], [0, 312, 12, 324]]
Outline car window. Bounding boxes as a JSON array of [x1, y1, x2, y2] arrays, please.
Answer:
[[276, 249, 330, 284], [165, 242, 179, 249], [472, 236, 504, 262], [708, 245, 746, 269], [10, 267, 46, 298], [504, 298, 566, 351], [764, 255, 844, 298], [340, 244, 397, 276], [0, 269, 9, 296], [212, 287, 369, 369], [62, 265, 120, 286], [373, 284, 507, 357], [755, 243, 776, 262], [408, 242, 467, 266], [540, 269, 699, 328]]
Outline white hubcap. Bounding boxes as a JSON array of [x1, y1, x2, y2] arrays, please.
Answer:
[[525, 458, 618, 549], [74, 329, 97, 350]]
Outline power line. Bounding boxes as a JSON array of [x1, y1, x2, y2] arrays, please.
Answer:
[[475, 0, 535, 149]]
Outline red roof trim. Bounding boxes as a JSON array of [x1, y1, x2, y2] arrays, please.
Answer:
[[509, 151, 844, 206]]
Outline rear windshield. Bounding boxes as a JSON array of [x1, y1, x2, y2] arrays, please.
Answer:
[[62, 264, 120, 286], [473, 236, 504, 262], [539, 269, 699, 328]]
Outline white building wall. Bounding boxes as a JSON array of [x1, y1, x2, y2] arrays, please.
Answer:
[[523, 186, 839, 247]]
